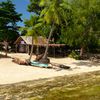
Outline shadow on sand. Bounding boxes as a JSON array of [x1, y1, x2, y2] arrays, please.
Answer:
[[72, 60, 100, 67], [0, 54, 11, 59]]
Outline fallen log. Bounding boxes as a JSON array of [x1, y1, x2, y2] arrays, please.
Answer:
[[12, 57, 28, 65]]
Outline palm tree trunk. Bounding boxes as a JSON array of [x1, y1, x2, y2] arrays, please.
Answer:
[[27, 45, 30, 55], [39, 24, 54, 64], [36, 45, 39, 55], [28, 37, 34, 62]]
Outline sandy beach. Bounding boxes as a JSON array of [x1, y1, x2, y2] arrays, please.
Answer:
[[0, 53, 100, 84]]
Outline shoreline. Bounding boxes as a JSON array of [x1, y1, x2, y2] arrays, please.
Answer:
[[0, 70, 100, 86], [0, 53, 100, 85], [0, 70, 100, 100]]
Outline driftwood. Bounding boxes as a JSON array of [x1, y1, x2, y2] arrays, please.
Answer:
[[50, 62, 70, 69], [12, 58, 28, 65]]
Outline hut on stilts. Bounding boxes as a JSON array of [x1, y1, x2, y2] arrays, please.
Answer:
[[14, 36, 66, 57]]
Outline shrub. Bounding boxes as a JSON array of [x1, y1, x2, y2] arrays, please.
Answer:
[[68, 50, 80, 60]]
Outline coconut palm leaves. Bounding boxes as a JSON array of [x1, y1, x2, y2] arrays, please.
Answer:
[[20, 15, 41, 62], [38, 0, 71, 63], [40, 0, 68, 25]]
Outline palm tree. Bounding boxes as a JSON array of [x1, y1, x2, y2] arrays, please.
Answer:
[[21, 15, 41, 63], [39, 0, 70, 63]]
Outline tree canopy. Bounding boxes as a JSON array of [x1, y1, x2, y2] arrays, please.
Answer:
[[0, 0, 22, 43], [22, 0, 100, 60], [60, 0, 100, 55]]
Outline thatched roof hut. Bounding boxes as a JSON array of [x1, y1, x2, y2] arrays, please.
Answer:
[[14, 36, 47, 45], [14, 36, 32, 45], [14, 36, 66, 57], [15, 36, 65, 47]]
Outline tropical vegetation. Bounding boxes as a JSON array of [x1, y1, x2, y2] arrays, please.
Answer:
[[0, 0, 100, 60], [22, 0, 100, 62], [0, 0, 22, 56]]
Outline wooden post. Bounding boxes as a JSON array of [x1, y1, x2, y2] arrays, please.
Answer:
[[27, 45, 30, 55], [54, 46, 55, 57]]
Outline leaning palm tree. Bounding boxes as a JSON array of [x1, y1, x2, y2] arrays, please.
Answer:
[[39, 0, 70, 63], [20, 15, 40, 62]]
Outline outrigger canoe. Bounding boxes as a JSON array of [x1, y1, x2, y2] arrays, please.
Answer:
[[31, 61, 48, 68]]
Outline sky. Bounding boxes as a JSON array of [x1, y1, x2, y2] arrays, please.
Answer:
[[0, 0, 31, 26]]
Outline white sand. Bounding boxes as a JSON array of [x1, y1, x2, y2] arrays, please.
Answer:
[[0, 53, 100, 84]]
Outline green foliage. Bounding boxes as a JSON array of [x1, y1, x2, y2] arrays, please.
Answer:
[[27, 0, 72, 44], [39, 0, 71, 26], [20, 15, 42, 37], [59, 0, 100, 52], [0, 0, 22, 43], [27, 0, 42, 15], [72, 0, 100, 48], [38, 0, 74, 44], [68, 50, 80, 60], [26, 0, 100, 54]]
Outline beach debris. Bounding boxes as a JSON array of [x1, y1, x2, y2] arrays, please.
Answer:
[[59, 64, 70, 69], [12, 57, 28, 65], [50, 63, 70, 69]]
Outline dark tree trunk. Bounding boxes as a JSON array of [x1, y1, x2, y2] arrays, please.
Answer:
[[39, 24, 54, 64], [4, 40, 8, 57], [80, 31, 86, 58], [80, 46, 84, 57]]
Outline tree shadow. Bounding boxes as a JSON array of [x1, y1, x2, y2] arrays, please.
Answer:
[[72, 60, 100, 67], [0, 54, 11, 59]]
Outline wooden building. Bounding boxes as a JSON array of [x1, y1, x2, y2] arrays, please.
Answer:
[[14, 36, 32, 53], [14, 36, 47, 54], [14, 36, 66, 57]]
